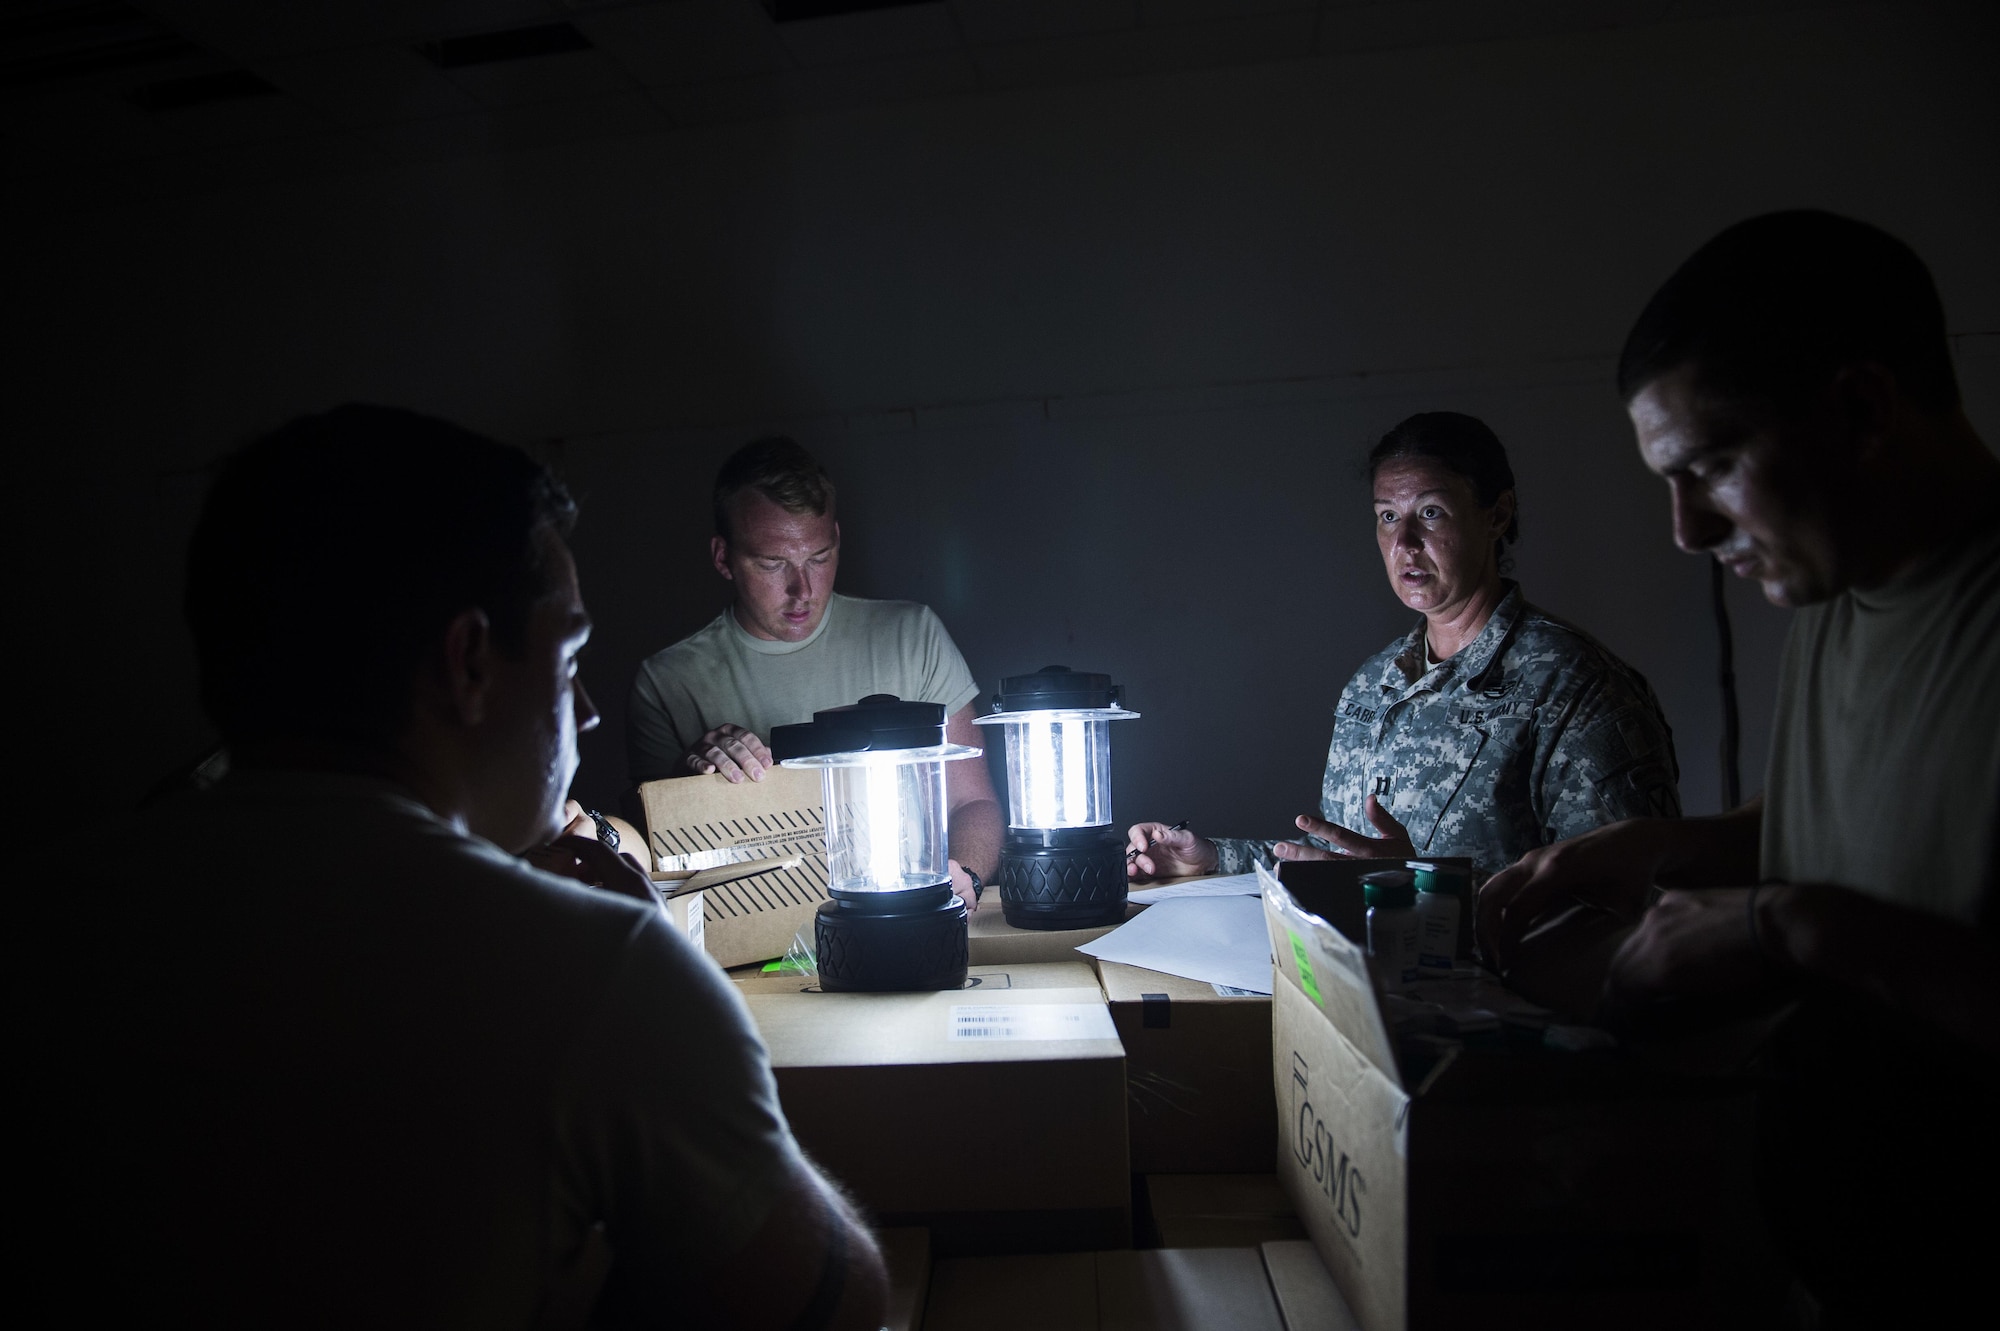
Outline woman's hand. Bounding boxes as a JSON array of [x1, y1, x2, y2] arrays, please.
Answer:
[[1274, 796, 1417, 862], [1125, 823, 1218, 882]]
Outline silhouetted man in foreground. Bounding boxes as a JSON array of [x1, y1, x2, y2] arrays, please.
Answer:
[[52, 406, 885, 1328], [1481, 212, 2000, 1325]]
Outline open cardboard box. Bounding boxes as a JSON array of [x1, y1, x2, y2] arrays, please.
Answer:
[[1258, 863, 1781, 1330], [738, 961, 1131, 1255], [637, 768, 830, 968]]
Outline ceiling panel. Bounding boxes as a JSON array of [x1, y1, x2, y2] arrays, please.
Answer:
[[951, 0, 1137, 46], [361, 86, 667, 161], [1131, 8, 1317, 74], [0, 84, 189, 160], [1139, 0, 1315, 22], [776, 3, 960, 67], [132, 1, 564, 60], [576, 0, 793, 87], [1317, 0, 1673, 56], [968, 28, 1140, 91], [659, 45, 976, 125], [252, 46, 480, 125], [139, 80, 333, 147], [437, 46, 636, 108]]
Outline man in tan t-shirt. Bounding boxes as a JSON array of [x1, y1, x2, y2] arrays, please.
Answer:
[[628, 437, 1001, 909], [1477, 212, 1999, 1322]]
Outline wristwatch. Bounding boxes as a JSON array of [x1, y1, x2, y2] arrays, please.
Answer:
[[963, 866, 983, 902], [583, 809, 620, 852]]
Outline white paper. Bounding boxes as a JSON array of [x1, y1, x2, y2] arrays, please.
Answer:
[[1076, 895, 1275, 996], [948, 1003, 1118, 1042], [1126, 872, 1263, 905]]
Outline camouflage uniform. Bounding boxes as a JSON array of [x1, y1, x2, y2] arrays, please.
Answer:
[[1212, 583, 1680, 880]]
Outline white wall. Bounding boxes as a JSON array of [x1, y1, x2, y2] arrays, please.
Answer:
[[14, 1, 1996, 834]]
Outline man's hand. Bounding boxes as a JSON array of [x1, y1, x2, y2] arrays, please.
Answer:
[[1599, 887, 1784, 1034], [1276, 796, 1415, 863], [948, 859, 979, 913], [1126, 823, 1218, 882], [686, 724, 772, 783], [1476, 818, 1672, 973], [525, 809, 658, 909]]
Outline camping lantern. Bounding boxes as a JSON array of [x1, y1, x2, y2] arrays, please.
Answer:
[[973, 666, 1139, 929], [771, 694, 978, 992]]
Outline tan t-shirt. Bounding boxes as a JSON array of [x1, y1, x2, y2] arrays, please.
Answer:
[[628, 592, 983, 782], [1762, 519, 2000, 924]]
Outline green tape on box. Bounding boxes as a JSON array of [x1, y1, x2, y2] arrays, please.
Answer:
[[1288, 929, 1322, 1005]]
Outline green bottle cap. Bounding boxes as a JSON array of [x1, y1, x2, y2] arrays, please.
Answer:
[[1361, 869, 1416, 909]]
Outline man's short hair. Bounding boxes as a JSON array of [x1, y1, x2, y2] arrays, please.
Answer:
[[186, 404, 577, 751], [712, 436, 835, 543], [1617, 210, 1960, 413]]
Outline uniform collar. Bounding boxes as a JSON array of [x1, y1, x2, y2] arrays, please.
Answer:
[[1387, 581, 1524, 693]]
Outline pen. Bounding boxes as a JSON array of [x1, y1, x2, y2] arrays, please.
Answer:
[[1128, 819, 1191, 862]]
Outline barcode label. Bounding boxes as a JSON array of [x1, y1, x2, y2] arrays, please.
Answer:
[[949, 1003, 1118, 1042], [1211, 983, 1263, 997]]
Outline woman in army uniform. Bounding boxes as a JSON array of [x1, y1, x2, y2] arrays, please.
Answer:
[[1127, 411, 1680, 882]]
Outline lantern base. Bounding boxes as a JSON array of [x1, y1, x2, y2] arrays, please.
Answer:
[[996, 827, 1130, 930], [815, 884, 969, 992]]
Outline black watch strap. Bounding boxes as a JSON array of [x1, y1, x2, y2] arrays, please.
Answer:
[[964, 867, 983, 902], [584, 809, 620, 852]]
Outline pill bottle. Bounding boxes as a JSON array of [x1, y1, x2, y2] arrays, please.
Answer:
[[1362, 870, 1419, 992], [1410, 861, 1462, 975]]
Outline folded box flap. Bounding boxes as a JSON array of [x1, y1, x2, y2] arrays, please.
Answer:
[[1260, 863, 1404, 1090]]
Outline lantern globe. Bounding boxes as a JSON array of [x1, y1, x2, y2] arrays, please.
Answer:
[[974, 667, 1140, 930], [773, 695, 977, 991]]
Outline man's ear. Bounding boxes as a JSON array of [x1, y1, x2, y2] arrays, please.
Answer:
[[1489, 489, 1517, 543], [710, 534, 733, 581], [438, 607, 496, 727], [1831, 361, 1900, 462]]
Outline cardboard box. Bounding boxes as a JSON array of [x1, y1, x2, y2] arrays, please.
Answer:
[[638, 768, 830, 968], [1260, 865, 1780, 1330], [741, 961, 1130, 1254], [879, 1226, 931, 1331], [1260, 1240, 1363, 1331], [1097, 960, 1276, 1174], [1272, 858, 1476, 958], [659, 891, 703, 951], [967, 900, 1140, 966], [923, 1252, 1096, 1331], [733, 961, 1103, 998], [1145, 1174, 1306, 1249], [924, 1249, 1284, 1331]]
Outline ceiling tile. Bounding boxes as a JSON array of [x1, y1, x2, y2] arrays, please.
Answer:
[[36, 129, 387, 209], [1138, 0, 1314, 22], [1132, 9, 1316, 72], [0, 85, 189, 162], [141, 86, 334, 148], [251, 46, 481, 125], [437, 46, 634, 107], [575, 1, 792, 86], [132, 2, 566, 60], [359, 88, 667, 161], [951, 0, 1137, 45], [775, 3, 960, 67], [969, 29, 1138, 90], [658, 47, 976, 125], [1317, 0, 1670, 56]]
